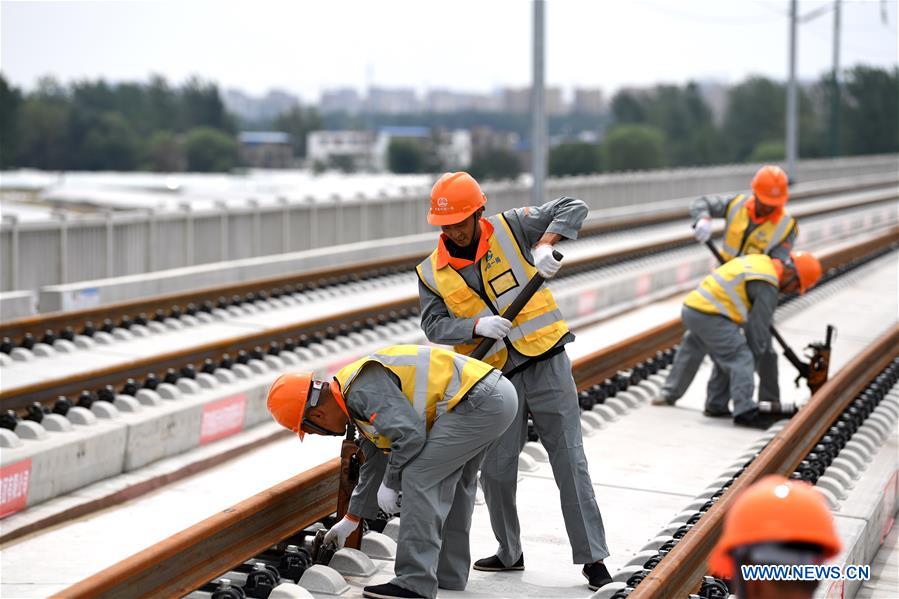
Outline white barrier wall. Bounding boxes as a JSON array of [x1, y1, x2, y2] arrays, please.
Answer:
[[3, 154, 896, 294]]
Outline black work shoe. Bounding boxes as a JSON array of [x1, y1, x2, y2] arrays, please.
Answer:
[[362, 582, 425, 599], [472, 553, 525, 572], [703, 406, 732, 418], [733, 409, 777, 430], [583, 561, 613, 591]]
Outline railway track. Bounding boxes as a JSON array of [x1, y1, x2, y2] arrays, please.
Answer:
[[1, 175, 894, 349], [54, 233, 899, 599], [1, 186, 895, 416]]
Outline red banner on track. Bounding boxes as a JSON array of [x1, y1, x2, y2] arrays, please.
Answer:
[[0, 458, 32, 518], [199, 394, 247, 445]]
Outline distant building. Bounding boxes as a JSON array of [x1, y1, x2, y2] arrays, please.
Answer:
[[238, 131, 293, 169], [572, 88, 604, 114], [470, 127, 519, 154], [501, 86, 565, 114], [424, 89, 501, 113], [367, 87, 419, 114], [307, 130, 376, 171], [371, 126, 430, 171], [320, 88, 363, 114]]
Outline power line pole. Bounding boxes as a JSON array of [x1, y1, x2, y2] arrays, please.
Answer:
[[830, 0, 842, 156], [531, 0, 546, 204], [786, 0, 798, 182]]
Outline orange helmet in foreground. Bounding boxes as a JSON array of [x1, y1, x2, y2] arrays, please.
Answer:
[[427, 172, 486, 226], [708, 475, 841, 577], [752, 165, 789, 208], [267, 372, 314, 439]]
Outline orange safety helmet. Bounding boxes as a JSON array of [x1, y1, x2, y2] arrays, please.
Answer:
[[427, 172, 486, 226], [752, 165, 789, 208], [267, 372, 315, 439], [792, 251, 822, 293], [708, 475, 841, 577]]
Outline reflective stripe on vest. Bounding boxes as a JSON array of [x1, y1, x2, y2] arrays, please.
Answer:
[[721, 195, 796, 261], [416, 213, 568, 369], [684, 255, 779, 324], [333, 344, 494, 450]]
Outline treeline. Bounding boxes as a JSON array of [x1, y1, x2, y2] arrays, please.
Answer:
[[542, 65, 898, 179], [0, 75, 244, 171]]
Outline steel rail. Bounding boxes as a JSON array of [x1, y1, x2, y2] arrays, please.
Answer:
[[57, 230, 898, 598], [3, 180, 894, 344], [2, 211, 896, 414], [56, 459, 341, 599], [629, 322, 899, 599]]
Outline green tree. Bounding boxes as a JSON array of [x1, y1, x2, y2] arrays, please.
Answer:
[[601, 124, 666, 172], [0, 74, 22, 167], [388, 138, 426, 173], [611, 91, 647, 124], [274, 104, 322, 158], [17, 99, 71, 170], [468, 147, 522, 181], [184, 127, 238, 172], [77, 111, 140, 170], [180, 76, 234, 132], [145, 130, 184, 171], [841, 66, 899, 156], [749, 140, 785, 162], [549, 142, 601, 176]]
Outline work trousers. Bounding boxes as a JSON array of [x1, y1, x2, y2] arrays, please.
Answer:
[[706, 345, 780, 408], [392, 374, 518, 599], [662, 306, 757, 417], [479, 350, 610, 566]]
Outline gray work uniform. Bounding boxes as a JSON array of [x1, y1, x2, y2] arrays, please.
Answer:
[[345, 364, 518, 599], [691, 194, 790, 402], [418, 197, 610, 566], [662, 281, 778, 417]]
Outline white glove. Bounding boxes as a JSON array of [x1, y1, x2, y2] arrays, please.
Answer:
[[474, 315, 512, 340], [377, 482, 401, 515], [693, 217, 712, 243], [323, 515, 359, 548], [533, 244, 562, 278]]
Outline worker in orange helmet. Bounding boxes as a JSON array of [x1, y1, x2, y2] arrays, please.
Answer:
[[709, 475, 842, 598], [416, 172, 613, 591], [687, 165, 800, 413], [655, 252, 822, 428], [267, 345, 518, 599]]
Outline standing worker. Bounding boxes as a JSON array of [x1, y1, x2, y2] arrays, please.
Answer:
[[416, 172, 613, 590], [267, 344, 518, 599], [708, 475, 842, 599], [690, 165, 798, 406], [655, 252, 822, 428]]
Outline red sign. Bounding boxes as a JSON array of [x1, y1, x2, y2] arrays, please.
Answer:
[[199, 394, 247, 444], [0, 458, 32, 518], [578, 289, 598, 316], [635, 274, 652, 298], [882, 470, 898, 543]]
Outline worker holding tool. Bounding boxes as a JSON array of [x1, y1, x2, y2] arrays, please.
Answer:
[[266, 344, 518, 599], [416, 172, 613, 591], [655, 252, 822, 428], [691, 165, 798, 406], [708, 475, 842, 599]]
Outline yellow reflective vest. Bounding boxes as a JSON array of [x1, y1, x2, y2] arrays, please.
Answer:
[[684, 255, 779, 324], [416, 213, 569, 369], [333, 344, 494, 450], [720, 194, 796, 261]]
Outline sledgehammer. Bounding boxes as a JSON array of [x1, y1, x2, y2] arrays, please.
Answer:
[[470, 249, 563, 361]]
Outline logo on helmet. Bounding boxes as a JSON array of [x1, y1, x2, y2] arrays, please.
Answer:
[[437, 197, 448, 209]]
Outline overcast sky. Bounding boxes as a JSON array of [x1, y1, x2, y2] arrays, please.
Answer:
[[2, 0, 896, 101]]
